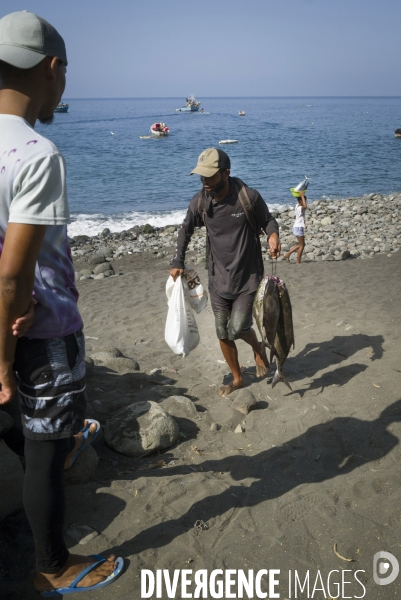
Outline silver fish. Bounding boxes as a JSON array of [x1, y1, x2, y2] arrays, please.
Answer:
[[271, 280, 295, 391], [294, 176, 310, 192], [253, 275, 281, 363], [263, 277, 281, 364], [252, 275, 269, 345]]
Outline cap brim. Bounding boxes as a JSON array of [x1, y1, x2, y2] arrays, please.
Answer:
[[0, 45, 46, 69], [190, 166, 220, 177]]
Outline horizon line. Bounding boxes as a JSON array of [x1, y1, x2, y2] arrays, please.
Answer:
[[60, 95, 401, 100]]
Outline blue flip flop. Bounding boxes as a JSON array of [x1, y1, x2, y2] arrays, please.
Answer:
[[70, 419, 101, 468], [40, 554, 124, 597]]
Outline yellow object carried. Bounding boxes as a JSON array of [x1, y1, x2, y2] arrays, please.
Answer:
[[290, 187, 302, 198]]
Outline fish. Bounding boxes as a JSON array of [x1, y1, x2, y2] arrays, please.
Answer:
[[263, 277, 281, 363], [252, 275, 268, 343], [271, 280, 295, 391], [294, 176, 310, 192], [252, 275, 280, 363]]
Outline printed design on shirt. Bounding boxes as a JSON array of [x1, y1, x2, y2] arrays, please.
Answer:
[[231, 211, 245, 218], [27, 140, 38, 145]]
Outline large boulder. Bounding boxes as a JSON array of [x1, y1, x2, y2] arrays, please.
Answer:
[[104, 401, 179, 457], [0, 440, 24, 522]]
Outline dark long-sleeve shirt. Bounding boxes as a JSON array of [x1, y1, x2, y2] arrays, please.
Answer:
[[171, 177, 279, 298]]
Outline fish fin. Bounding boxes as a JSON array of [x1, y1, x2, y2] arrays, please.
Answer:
[[269, 346, 276, 364], [271, 369, 293, 392]]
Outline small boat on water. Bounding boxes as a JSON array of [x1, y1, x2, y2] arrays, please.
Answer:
[[219, 139, 238, 145], [150, 122, 170, 137], [239, 111, 245, 116], [176, 94, 201, 112], [395, 128, 401, 138], [54, 102, 69, 113]]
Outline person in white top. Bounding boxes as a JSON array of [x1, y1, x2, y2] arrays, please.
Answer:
[[0, 10, 123, 596], [284, 190, 307, 264]]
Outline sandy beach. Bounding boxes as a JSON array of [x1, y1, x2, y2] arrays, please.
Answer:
[[1, 246, 401, 599]]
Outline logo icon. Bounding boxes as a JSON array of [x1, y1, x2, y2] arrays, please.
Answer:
[[373, 551, 399, 586]]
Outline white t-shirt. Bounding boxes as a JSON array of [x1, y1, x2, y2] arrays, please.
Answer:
[[0, 115, 82, 338], [293, 203, 305, 228]]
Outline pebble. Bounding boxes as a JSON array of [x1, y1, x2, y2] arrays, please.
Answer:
[[231, 389, 257, 415], [69, 193, 401, 276]]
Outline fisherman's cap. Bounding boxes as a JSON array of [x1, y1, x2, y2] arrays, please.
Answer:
[[0, 11, 67, 69], [190, 147, 231, 177]]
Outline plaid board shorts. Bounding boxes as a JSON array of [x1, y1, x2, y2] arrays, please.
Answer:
[[13, 328, 87, 440]]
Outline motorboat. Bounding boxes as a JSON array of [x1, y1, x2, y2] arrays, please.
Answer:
[[219, 140, 238, 144], [176, 94, 201, 112], [150, 122, 170, 136], [54, 102, 69, 113], [239, 111, 245, 116], [395, 128, 401, 138]]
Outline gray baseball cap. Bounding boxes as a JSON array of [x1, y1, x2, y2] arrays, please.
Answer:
[[0, 11, 67, 69]]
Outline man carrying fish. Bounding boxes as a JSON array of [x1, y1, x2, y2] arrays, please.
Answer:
[[170, 147, 281, 396]]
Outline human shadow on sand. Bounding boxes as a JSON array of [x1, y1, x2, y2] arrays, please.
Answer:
[[103, 398, 401, 557]]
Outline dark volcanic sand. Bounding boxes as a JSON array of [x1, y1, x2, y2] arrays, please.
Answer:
[[1, 250, 401, 599]]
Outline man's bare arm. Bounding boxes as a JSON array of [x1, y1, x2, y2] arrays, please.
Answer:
[[0, 223, 47, 404]]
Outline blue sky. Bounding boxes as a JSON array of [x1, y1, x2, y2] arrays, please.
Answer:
[[1, 0, 400, 97]]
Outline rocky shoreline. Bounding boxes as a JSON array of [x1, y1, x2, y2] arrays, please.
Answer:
[[70, 192, 401, 280]]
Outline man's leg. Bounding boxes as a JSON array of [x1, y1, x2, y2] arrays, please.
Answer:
[[15, 332, 117, 592], [230, 292, 269, 379], [24, 437, 117, 592], [211, 291, 269, 397], [210, 293, 243, 397], [240, 327, 269, 377], [218, 338, 244, 397]]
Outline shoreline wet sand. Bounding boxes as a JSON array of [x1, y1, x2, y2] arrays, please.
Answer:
[[1, 228, 401, 598]]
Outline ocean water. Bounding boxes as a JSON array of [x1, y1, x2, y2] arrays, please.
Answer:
[[36, 97, 401, 237]]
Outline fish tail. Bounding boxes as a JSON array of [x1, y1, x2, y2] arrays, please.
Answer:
[[271, 368, 293, 392]]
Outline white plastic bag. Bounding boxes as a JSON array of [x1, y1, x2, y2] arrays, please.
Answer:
[[184, 267, 208, 314], [165, 276, 200, 356]]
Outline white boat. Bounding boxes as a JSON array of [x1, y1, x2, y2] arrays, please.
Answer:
[[150, 122, 170, 137], [176, 94, 201, 112], [54, 102, 69, 113], [219, 139, 238, 144], [239, 111, 245, 116]]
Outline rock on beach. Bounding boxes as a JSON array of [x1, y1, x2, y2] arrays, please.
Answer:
[[68, 193, 401, 274], [103, 401, 179, 457]]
